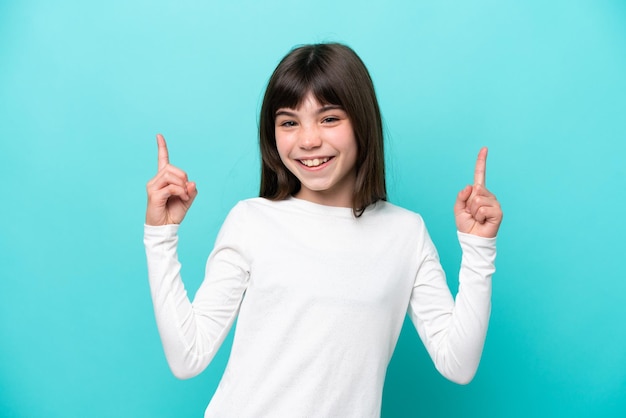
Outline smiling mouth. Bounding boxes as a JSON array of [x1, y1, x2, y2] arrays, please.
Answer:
[[299, 157, 332, 167]]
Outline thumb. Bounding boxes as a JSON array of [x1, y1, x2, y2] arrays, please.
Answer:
[[454, 185, 472, 214], [186, 181, 198, 204]]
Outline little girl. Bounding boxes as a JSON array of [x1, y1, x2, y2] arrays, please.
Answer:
[[144, 43, 502, 417]]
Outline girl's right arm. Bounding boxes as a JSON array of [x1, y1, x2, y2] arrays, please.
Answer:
[[144, 135, 247, 379]]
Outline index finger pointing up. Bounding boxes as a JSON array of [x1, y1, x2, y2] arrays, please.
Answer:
[[474, 147, 488, 186], [157, 133, 169, 170]]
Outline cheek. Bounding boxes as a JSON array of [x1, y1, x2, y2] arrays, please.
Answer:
[[338, 129, 358, 157], [274, 137, 287, 160], [275, 133, 295, 159]]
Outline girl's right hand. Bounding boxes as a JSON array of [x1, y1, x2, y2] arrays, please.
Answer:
[[145, 134, 198, 226]]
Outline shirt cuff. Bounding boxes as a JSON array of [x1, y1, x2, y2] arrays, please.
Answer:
[[144, 224, 180, 246]]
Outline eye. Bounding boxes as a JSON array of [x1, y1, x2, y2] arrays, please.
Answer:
[[322, 116, 339, 124], [278, 120, 297, 128]]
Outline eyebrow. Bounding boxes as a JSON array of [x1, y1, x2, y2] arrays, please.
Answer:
[[275, 104, 345, 117]]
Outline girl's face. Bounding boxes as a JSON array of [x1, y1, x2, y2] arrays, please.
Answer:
[[275, 92, 357, 208]]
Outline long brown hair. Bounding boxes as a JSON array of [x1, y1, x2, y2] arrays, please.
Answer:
[[259, 43, 386, 217]]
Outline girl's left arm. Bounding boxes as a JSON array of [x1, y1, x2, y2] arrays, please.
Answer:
[[408, 148, 502, 384], [408, 232, 495, 384]]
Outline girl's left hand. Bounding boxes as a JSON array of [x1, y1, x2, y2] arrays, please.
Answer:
[[454, 147, 503, 238]]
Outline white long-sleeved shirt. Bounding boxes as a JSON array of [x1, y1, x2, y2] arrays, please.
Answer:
[[144, 197, 496, 417]]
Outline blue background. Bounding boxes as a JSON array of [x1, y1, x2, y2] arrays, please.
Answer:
[[1, 0, 625, 417]]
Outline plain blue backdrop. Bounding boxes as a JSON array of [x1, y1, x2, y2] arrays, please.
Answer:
[[1, 0, 625, 417]]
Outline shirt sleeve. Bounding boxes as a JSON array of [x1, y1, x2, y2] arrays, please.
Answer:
[[407, 230, 496, 384], [144, 204, 250, 379]]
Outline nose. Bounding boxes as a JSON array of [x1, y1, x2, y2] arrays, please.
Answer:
[[298, 125, 322, 150]]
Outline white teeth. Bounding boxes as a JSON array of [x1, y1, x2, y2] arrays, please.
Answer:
[[301, 157, 330, 167]]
